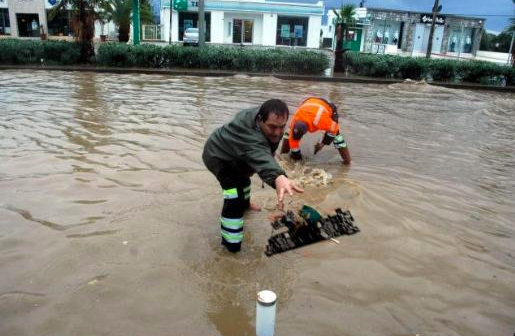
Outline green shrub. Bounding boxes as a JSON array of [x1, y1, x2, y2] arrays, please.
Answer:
[[455, 61, 500, 83], [428, 59, 456, 82], [132, 44, 165, 68], [95, 43, 328, 74], [0, 39, 80, 65], [502, 66, 515, 86], [398, 57, 428, 80], [96, 43, 135, 67], [342, 52, 515, 85]]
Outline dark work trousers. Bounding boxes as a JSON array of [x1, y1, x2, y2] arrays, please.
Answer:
[[204, 157, 251, 253]]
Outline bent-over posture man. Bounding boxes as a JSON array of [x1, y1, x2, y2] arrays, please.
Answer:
[[203, 99, 303, 253], [281, 97, 351, 164]]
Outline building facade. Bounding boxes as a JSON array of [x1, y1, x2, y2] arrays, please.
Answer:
[[323, 7, 485, 57], [0, 0, 72, 38], [160, 0, 324, 48], [0, 0, 116, 39]]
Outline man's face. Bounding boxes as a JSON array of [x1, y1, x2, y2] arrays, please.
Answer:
[[259, 112, 288, 144]]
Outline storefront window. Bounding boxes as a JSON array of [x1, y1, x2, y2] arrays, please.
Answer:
[[17, 13, 40, 37], [447, 27, 475, 54], [0, 8, 10, 35], [47, 10, 72, 36], [371, 20, 401, 46], [276, 16, 308, 47], [178, 12, 210, 42]]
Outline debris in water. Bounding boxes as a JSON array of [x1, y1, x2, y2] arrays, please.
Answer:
[[265, 205, 359, 256]]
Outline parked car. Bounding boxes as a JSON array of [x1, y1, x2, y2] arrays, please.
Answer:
[[183, 28, 199, 46]]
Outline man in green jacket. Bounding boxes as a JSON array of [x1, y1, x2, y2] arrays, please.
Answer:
[[203, 99, 303, 253]]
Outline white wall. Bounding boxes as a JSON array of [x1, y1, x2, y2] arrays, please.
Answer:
[[476, 50, 512, 64], [307, 15, 321, 48], [262, 13, 277, 46], [210, 10, 224, 43], [161, 8, 179, 42], [223, 12, 262, 44]]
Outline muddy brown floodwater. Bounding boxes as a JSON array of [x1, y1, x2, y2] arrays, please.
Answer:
[[0, 70, 514, 336]]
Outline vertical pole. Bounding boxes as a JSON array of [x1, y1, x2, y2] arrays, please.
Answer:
[[198, 0, 205, 46], [426, 0, 439, 58], [168, 0, 173, 44], [508, 30, 515, 65], [457, 24, 463, 59], [256, 290, 277, 336], [132, 0, 140, 45]]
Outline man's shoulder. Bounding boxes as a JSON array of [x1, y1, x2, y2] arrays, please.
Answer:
[[232, 107, 259, 125]]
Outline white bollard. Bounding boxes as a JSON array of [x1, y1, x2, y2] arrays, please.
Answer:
[[256, 290, 277, 336]]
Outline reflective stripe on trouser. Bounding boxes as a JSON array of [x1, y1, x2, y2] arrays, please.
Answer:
[[221, 185, 250, 251], [333, 134, 347, 149]]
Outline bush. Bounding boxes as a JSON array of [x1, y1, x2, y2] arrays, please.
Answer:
[[456, 61, 505, 83], [96, 43, 135, 67], [133, 44, 166, 68], [343, 51, 515, 86], [503, 66, 515, 86], [428, 59, 456, 82], [0, 39, 80, 65], [398, 57, 428, 80], [95, 43, 329, 74]]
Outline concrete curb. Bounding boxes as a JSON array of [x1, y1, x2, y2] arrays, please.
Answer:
[[1, 65, 514, 93]]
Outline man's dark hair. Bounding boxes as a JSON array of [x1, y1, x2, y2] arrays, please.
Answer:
[[257, 99, 289, 122]]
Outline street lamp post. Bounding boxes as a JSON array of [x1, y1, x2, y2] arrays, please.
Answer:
[[169, 0, 173, 44], [199, 0, 205, 46], [132, 0, 140, 45]]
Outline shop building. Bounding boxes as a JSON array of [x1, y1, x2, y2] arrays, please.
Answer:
[[0, 0, 115, 39], [0, 0, 48, 38], [323, 7, 485, 57], [160, 0, 325, 48]]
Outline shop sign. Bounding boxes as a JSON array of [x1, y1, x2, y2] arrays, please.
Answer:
[[420, 14, 445, 25], [294, 25, 303, 38], [173, 0, 188, 11], [280, 25, 290, 38]]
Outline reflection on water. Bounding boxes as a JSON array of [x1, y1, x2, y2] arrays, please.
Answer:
[[0, 70, 514, 336]]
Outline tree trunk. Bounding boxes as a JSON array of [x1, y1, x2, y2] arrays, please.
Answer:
[[118, 25, 130, 42], [334, 24, 344, 72], [74, 0, 95, 62]]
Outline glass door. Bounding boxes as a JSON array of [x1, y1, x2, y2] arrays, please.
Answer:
[[243, 20, 253, 43], [232, 19, 253, 44]]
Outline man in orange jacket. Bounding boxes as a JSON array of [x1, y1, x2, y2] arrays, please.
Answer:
[[280, 97, 351, 164]]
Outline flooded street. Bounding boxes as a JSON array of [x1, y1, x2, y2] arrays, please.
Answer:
[[0, 70, 514, 336]]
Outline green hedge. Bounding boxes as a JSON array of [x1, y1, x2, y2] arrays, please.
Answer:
[[342, 51, 513, 85], [96, 43, 329, 74], [0, 39, 80, 65]]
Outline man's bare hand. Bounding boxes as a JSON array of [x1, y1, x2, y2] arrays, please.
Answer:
[[275, 175, 304, 209]]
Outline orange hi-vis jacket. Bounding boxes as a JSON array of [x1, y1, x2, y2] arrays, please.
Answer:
[[288, 97, 340, 151]]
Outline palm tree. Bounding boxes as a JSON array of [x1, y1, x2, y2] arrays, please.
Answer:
[[333, 3, 356, 72], [102, 0, 154, 42], [49, 0, 106, 62]]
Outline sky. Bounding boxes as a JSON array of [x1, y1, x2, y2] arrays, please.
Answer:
[[151, 0, 515, 33]]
